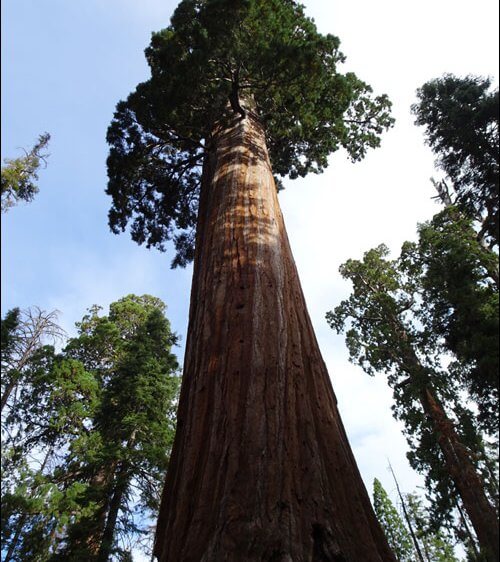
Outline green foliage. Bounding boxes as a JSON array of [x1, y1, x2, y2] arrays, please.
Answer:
[[326, 240, 497, 528], [58, 294, 180, 560], [1, 346, 99, 562], [1, 133, 50, 213], [404, 493, 459, 562], [106, 0, 393, 265], [412, 75, 499, 247], [402, 207, 499, 430], [372, 478, 414, 561], [1, 306, 66, 415], [1, 296, 180, 561], [1, 308, 21, 361]]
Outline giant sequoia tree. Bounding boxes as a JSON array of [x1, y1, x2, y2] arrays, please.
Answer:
[[327, 245, 499, 560], [107, 1, 395, 560]]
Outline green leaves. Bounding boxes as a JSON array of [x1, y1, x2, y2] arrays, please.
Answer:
[[373, 478, 414, 561], [1, 296, 181, 560], [1, 133, 50, 213], [412, 75, 499, 248], [106, 0, 394, 265], [326, 216, 498, 532], [407, 207, 499, 430]]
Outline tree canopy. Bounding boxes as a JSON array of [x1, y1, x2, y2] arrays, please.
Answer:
[[1, 296, 180, 561], [326, 243, 498, 543], [412, 75, 499, 247], [106, 0, 394, 265], [405, 207, 499, 429]]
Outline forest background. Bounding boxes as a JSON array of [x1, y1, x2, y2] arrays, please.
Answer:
[[1, 0, 499, 536]]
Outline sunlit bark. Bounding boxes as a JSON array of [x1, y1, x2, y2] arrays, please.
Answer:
[[154, 109, 396, 561]]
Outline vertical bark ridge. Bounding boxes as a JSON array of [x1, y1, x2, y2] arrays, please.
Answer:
[[421, 388, 499, 560], [154, 110, 396, 561]]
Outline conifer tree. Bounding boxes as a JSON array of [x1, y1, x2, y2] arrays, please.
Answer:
[[1, 348, 99, 562], [58, 295, 180, 561], [372, 479, 414, 562], [106, 1, 395, 559], [1, 296, 180, 561], [412, 75, 499, 248], [327, 244, 499, 560], [406, 207, 499, 430], [1, 133, 50, 213]]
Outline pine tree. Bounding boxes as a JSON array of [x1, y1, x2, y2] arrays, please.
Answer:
[[1, 296, 180, 561], [1, 348, 99, 562], [57, 295, 180, 561], [372, 479, 414, 561], [106, 1, 396, 559]]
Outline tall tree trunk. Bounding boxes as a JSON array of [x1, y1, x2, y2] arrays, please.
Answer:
[[97, 465, 129, 562], [420, 387, 499, 561], [154, 109, 396, 561], [63, 464, 116, 560], [97, 431, 136, 562], [456, 500, 480, 558]]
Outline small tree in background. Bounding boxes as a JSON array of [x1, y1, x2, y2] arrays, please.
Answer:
[[373, 478, 414, 561], [1, 133, 51, 213], [58, 295, 180, 561], [1, 295, 180, 561]]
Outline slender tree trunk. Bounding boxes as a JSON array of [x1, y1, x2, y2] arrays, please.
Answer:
[[154, 108, 396, 561], [385, 317, 499, 560], [63, 464, 116, 560], [456, 500, 480, 558], [1, 378, 17, 412], [97, 465, 129, 562], [4, 517, 25, 562], [97, 431, 136, 562], [1, 351, 31, 412], [388, 462, 425, 562], [419, 387, 499, 561]]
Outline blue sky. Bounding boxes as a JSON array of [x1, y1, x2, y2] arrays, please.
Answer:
[[2, 0, 499, 548]]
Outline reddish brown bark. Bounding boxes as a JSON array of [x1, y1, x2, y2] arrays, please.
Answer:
[[154, 110, 396, 561], [420, 388, 499, 561]]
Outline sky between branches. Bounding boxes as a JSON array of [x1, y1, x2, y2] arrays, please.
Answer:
[[1, 0, 499, 528]]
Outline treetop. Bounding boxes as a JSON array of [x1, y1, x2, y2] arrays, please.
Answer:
[[106, 0, 394, 265]]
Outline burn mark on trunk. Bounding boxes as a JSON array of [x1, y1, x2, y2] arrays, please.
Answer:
[[312, 524, 346, 562]]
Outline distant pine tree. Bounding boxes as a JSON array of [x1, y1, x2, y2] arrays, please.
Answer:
[[373, 479, 414, 561]]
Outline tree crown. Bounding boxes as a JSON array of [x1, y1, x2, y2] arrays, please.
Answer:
[[412, 74, 499, 247], [106, 0, 394, 265]]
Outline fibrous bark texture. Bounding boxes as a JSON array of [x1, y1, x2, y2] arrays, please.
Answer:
[[154, 110, 396, 561], [421, 389, 499, 561]]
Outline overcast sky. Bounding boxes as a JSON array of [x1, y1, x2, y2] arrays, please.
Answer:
[[1, 0, 499, 551]]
